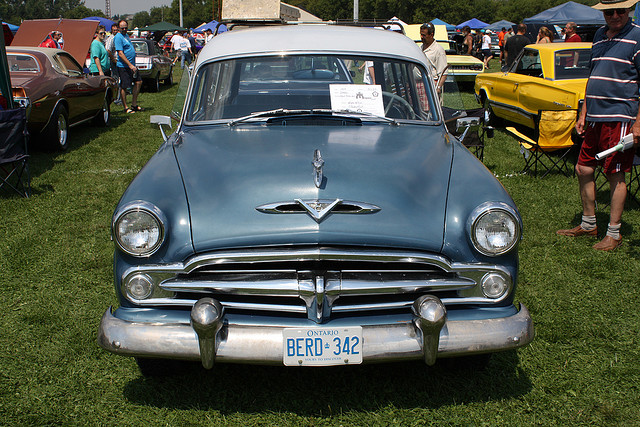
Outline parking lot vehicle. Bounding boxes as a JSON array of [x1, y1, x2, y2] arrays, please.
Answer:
[[8, 46, 116, 150], [475, 43, 591, 128], [98, 24, 533, 374], [131, 38, 173, 91]]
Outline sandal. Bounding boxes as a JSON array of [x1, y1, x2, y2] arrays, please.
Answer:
[[126, 108, 135, 114], [132, 105, 144, 112]]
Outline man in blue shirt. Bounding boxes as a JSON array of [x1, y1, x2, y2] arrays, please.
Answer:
[[114, 19, 143, 113], [557, 0, 640, 251]]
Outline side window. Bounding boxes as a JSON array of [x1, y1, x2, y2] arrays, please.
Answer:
[[7, 54, 40, 72], [515, 49, 542, 77], [56, 53, 83, 76]]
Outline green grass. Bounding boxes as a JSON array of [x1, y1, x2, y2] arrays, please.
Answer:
[[1, 67, 639, 425]]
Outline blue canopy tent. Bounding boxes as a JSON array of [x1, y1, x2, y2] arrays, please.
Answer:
[[485, 20, 515, 32], [83, 16, 116, 29], [523, 1, 605, 25], [456, 18, 489, 30], [430, 18, 455, 32], [523, 1, 605, 42], [194, 20, 227, 34]]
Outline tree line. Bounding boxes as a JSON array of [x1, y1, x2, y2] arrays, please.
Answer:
[[1, 0, 598, 30]]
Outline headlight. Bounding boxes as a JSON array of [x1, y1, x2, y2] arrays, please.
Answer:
[[125, 274, 153, 300], [113, 202, 166, 257], [469, 202, 521, 256]]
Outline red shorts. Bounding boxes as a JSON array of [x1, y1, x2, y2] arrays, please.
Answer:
[[577, 121, 635, 174]]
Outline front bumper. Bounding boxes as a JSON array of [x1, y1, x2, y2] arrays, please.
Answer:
[[98, 297, 534, 367], [137, 68, 155, 79]]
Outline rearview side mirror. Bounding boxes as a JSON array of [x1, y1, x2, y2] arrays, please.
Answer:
[[150, 115, 172, 141]]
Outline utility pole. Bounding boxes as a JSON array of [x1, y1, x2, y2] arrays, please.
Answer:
[[105, 0, 111, 18], [353, 0, 358, 21], [179, 0, 184, 27]]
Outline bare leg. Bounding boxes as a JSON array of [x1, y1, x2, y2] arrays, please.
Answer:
[[132, 81, 142, 107], [120, 87, 128, 110], [608, 171, 627, 225], [576, 163, 596, 216]]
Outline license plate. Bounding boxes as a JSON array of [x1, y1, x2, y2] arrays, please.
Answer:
[[283, 326, 363, 366]]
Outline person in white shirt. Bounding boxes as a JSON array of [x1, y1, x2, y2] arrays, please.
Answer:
[[420, 23, 447, 96], [481, 30, 492, 67], [171, 31, 192, 68], [204, 28, 214, 43]]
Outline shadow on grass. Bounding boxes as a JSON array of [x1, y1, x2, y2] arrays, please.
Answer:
[[122, 351, 531, 414], [17, 111, 129, 198]]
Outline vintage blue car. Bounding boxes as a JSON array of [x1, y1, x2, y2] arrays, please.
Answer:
[[98, 25, 533, 374]]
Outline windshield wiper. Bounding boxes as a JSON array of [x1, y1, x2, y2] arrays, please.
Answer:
[[322, 109, 398, 126], [227, 108, 398, 126], [227, 109, 317, 126]]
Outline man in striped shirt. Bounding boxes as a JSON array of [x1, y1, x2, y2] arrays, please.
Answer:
[[557, 0, 640, 250]]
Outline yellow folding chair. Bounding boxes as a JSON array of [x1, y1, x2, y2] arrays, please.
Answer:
[[506, 110, 579, 178]]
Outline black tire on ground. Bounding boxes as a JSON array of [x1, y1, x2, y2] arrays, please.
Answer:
[[150, 75, 160, 92], [482, 96, 501, 127], [164, 68, 173, 86], [44, 104, 69, 151], [135, 357, 200, 377], [92, 95, 111, 127], [439, 353, 493, 371]]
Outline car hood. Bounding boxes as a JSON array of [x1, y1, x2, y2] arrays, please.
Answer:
[[174, 123, 454, 253]]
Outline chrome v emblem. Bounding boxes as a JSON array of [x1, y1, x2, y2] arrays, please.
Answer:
[[296, 198, 341, 222], [256, 199, 380, 223], [312, 149, 324, 188]]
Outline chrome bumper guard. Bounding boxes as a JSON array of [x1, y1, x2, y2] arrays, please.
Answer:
[[98, 296, 534, 368]]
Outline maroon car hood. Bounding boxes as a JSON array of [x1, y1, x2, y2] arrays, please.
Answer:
[[12, 19, 98, 65]]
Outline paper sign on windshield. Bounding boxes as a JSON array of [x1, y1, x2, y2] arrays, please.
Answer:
[[329, 84, 385, 117]]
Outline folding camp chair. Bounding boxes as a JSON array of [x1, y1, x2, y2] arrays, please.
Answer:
[[0, 108, 30, 198], [443, 107, 491, 162], [627, 154, 640, 205], [458, 107, 488, 162], [595, 153, 640, 208], [506, 110, 579, 178]]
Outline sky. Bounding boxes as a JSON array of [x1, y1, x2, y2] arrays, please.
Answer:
[[84, 0, 172, 17]]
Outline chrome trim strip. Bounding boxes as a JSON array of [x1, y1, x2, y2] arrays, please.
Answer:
[[98, 304, 534, 363], [160, 277, 475, 295]]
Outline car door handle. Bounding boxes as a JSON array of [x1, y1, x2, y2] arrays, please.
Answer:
[[513, 82, 518, 88]]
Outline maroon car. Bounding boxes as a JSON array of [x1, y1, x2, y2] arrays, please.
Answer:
[[8, 46, 116, 150]]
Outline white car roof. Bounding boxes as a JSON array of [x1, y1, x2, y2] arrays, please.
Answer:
[[196, 24, 429, 67]]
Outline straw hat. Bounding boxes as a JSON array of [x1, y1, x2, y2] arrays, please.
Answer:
[[592, 0, 639, 10]]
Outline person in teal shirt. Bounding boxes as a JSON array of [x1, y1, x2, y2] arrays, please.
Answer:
[[89, 26, 110, 76]]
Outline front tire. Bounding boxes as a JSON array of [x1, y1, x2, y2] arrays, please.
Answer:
[[135, 357, 199, 377], [482, 96, 501, 127], [150, 75, 160, 92], [92, 95, 111, 127], [163, 67, 173, 86], [44, 104, 69, 151]]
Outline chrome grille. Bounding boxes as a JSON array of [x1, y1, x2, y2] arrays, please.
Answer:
[[124, 248, 511, 323]]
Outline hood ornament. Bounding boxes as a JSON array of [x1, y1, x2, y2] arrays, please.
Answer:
[[312, 149, 324, 188], [256, 199, 381, 223]]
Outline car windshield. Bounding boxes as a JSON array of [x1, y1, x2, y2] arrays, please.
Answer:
[[7, 54, 39, 72], [132, 41, 149, 55], [185, 54, 439, 123], [554, 49, 590, 80]]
